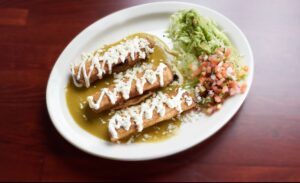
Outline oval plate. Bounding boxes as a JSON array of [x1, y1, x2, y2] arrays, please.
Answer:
[[46, 2, 254, 161]]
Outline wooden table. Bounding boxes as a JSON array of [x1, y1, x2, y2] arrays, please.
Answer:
[[0, 0, 299, 181]]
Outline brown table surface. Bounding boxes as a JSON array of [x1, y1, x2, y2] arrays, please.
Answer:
[[1, 0, 300, 182]]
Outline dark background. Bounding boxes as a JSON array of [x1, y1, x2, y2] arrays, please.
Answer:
[[0, 0, 299, 181]]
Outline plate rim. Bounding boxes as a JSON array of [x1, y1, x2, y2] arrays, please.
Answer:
[[46, 1, 254, 161]]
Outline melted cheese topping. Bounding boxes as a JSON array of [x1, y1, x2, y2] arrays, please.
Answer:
[[71, 37, 154, 88], [108, 88, 193, 139], [87, 63, 168, 110]]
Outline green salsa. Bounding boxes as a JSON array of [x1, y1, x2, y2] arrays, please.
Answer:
[[65, 33, 182, 143]]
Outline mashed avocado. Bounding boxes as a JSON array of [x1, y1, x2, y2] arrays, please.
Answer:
[[167, 9, 231, 56]]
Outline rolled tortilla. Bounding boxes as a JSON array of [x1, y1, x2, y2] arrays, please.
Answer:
[[108, 88, 196, 142], [71, 37, 154, 88], [87, 63, 174, 113]]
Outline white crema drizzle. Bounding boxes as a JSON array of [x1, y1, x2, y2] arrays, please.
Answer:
[[87, 63, 168, 110], [71, 37, 154, 88], [108, 88, 193, 139]]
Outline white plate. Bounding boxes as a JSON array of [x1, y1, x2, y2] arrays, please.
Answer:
[[46, 1, 253, 161]]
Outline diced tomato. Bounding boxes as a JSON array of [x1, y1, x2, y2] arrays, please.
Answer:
[[228, 81, 237, 89], [212, 86, 221, 94], [198, 77, 206, 84], [206, 107, 214, 114], [240, 83, 247, 93], [216, 73, 223, 79], [225, 48, 231, 57], [214, 95, 222, 103], [221, 69, 227, 78], [223, 62, 229, 69], [222, 85, 229, 93], [206, 66, 212, 74], [211, 60, 219, 67], [202, 61, 209, 67], [217, 78, 225, 86]]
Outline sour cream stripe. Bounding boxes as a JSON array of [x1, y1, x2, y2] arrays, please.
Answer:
[[71, 37, 154, 88], [87, 63, 170, 111], [108, 88, 194, 139]]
